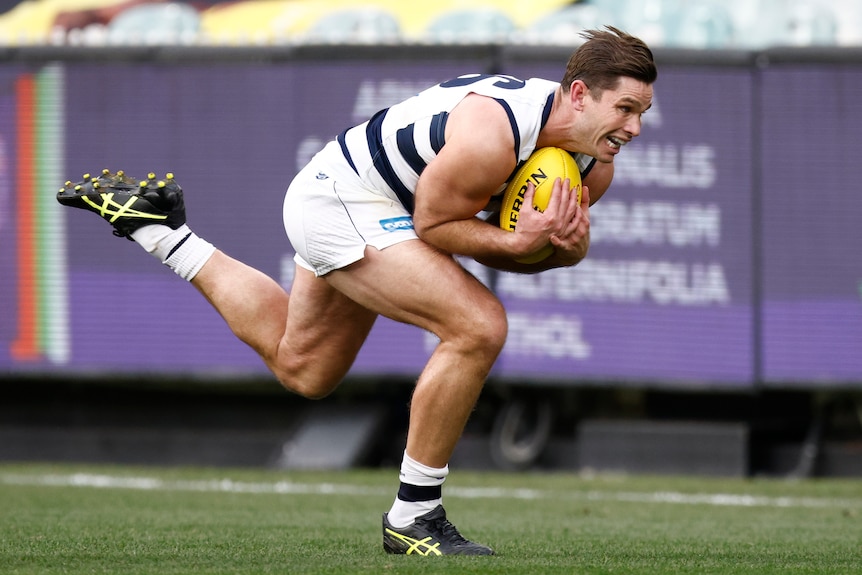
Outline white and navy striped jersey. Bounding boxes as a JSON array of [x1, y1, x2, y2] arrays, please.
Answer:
[[336, 74, 596, 214]]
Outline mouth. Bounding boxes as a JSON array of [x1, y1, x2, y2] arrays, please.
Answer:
[[606, 135, 627, 150]]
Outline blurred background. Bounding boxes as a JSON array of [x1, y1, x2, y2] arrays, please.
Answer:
[[1, 0, 861, 479]]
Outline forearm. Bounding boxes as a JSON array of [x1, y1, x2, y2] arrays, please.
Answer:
[[474, 244, 588, 274], [467, 210, 590, 273], [417, 216, 524, 261]]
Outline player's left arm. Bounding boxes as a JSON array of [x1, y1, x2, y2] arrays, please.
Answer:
[[538, 161, 614, 267], [540, 160, 613, 266], [582, 160, 613, 205]]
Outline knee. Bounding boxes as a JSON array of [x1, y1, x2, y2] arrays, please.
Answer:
[[270, 361, 341, 400], [450, 297, 508, 359], [276, 374, 338, 400]]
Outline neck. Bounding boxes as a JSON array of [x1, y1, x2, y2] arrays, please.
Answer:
[[536, 86, 585, 152]]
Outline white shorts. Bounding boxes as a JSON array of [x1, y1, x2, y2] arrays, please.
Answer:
[[283, 141, 418, 276]]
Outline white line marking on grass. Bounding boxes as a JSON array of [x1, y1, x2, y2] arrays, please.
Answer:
[[2, 472, 861, 510], [580, 490, 861, 509], [447, 487, 862, 509], [0, 473, 383, 496]]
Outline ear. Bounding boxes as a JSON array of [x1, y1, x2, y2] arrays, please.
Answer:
[[569, 80, 588, 111]]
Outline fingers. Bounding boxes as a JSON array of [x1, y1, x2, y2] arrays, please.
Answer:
[[580, 183, 591, 208], [523, 180, 536, 211], [520, 177, 584, 245], [546, 177, 566, 213], [550, 210, 581, 247], [555, 178, 581, 231], [566, 183, 589, 236], [544, 177, 577, 221], [551, 183, 590, 246], [565, 178, 580, 217]]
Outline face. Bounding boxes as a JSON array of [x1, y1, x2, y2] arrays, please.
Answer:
[[576, 77, 653, 163]]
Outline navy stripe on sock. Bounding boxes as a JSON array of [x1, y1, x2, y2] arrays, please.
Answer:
[[166, 232, 192, 260], [397, 483, 442, 502]]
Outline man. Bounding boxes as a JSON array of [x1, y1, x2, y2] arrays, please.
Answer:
[[58, 26, 656, 556]]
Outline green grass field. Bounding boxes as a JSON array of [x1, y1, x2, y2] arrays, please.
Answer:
[[1, 462, 860, 574]]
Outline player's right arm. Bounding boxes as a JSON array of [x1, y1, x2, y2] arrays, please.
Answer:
[[413, 94, 578, 262]]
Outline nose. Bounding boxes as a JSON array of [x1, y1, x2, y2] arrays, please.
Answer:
[[626, 115, 642, 138]]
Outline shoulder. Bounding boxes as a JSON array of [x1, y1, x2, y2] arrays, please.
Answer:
[[445, 95, 517, 165], [431, 74, 556, 100]]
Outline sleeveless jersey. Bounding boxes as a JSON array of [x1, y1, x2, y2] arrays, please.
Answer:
[[335, 74, 596, 213]]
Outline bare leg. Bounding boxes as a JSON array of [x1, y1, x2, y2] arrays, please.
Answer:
[[191, 250, 377, 398], [191, 250, 290, 365], [324, 241, 508, 467], [192, 240, 505, 466]]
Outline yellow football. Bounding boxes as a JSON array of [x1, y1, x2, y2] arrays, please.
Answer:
[[499, 147, 582, 264]]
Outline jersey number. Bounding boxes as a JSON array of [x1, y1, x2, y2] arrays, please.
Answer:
[[440, 74, 526, 90]]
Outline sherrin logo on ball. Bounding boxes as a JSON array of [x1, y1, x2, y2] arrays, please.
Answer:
[[499, 147, 582, 264]]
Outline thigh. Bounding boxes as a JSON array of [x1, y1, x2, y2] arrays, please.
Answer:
[[278, 241, 504, 395], [324, 240, 504, 341], [276, 266, 378, 393]]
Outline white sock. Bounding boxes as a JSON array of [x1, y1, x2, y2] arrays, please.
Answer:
[[387, 451, 448, 528], [131, 223, 191, 260], [131, 223, 216, 281]]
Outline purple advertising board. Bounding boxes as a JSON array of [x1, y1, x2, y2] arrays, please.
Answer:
[[498, 62, 756, 386], [759, 66, 862, 386], [1, 55, 860, 389]]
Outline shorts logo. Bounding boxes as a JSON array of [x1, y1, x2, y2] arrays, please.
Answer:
[[379, 216, 414, 232]]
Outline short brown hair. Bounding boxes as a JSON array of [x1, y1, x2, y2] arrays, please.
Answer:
[[561, 26, 657, 95]]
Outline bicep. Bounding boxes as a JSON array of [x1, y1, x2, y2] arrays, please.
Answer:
[[413, 95, 517, 232], [583, 161, 614, 205]]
